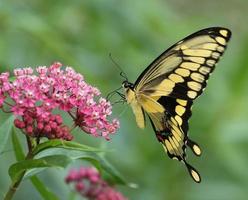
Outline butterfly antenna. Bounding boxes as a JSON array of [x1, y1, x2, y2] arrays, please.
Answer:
[[117, 104, 128, 118], [106, 86, 123, 101], [109, 53, 128, 80]]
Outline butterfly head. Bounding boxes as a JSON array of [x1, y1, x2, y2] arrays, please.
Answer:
[[122, 80, 134, 90], [122, 80, 136, 104]]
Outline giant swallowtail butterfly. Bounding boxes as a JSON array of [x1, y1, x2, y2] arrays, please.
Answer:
[[122, 27, 231, 182]]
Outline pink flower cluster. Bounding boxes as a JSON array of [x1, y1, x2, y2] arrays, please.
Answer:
[[65, 167, 127, 200], [0, 62, 119, 140]]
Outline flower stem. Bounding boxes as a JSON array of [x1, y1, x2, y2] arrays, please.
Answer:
[[3, 137, 34, 200], [3, 171, 26, 200]]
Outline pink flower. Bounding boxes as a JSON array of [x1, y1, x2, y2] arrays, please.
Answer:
[[65, 167, 127, 200], [0, 62, 119, 140]]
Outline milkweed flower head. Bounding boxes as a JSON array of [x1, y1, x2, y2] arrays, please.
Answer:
[[65, 167, 127, 200], [0, 62, 119, 140]]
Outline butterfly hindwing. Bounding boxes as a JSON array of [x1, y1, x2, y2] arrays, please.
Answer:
[[158, 96, 202, 156], [148, 97, 201, 182]]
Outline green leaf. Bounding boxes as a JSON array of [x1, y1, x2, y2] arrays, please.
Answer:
[[32, 139, 106, 155], [33, 148, 128, 186], [85, 155, 127, 185], [30, 176, 59, 200], [22, 141, 105, 180], [11, 128, 25, 161], [74, 153, 136, 187], [0, 115, 15, 154], [24, 140, 129, 186], [9, 155, 71, 182], [24, 168, 46, 179]]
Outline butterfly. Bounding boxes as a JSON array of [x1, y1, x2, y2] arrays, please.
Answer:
[[121, 27, 231, 183]]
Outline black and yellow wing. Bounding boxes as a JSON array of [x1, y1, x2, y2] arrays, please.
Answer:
[[135, 27, 231, 100], [132, 27, 231, 182]]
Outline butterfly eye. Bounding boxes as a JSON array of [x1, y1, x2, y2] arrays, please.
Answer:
[[122, 80, 132, 88]]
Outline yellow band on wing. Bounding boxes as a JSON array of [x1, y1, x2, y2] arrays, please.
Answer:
[[138, 94, 165, 113]]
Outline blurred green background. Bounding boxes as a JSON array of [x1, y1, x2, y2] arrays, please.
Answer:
[[0, 0, 248, 199]]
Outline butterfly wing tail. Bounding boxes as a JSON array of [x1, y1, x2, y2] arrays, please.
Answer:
[[183, 160, 201, 183], [187, 138, 202, 156]]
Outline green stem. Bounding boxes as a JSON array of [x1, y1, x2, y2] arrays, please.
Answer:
[[3, 136, 34, 200], [3, 171, 26, 200]]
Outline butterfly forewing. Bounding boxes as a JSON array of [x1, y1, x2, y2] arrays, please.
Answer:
[[135, 27, 231, 100]]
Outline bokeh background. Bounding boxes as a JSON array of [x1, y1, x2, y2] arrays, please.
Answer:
[[0, 0, 248, 199]]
